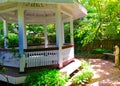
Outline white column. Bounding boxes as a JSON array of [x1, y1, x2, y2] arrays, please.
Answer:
[[18, 4, 26, 72], [18, 7, 27, 51], [3, 20, 8, 49], [24, 25, 27, 49], [70, 17, 74, 45], [44, 24, 48, 48], [56, 5, 63, 68], [70, 17, 75, 61], [61, 22, 65, 44]]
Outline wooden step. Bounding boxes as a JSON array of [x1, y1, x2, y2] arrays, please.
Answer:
[[0, 59, 81, 84], [60, 59, 81, 75]]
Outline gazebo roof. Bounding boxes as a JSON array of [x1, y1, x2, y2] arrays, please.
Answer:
[[0, 0, 87, 24]]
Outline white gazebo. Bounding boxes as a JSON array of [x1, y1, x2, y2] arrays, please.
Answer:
[[0, 0, 87, 73]]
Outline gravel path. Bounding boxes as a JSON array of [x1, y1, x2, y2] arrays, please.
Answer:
[[86, 59, 120, 86]]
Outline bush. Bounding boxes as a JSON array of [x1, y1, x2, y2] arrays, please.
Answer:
[[72, 60, 94, 85], [8, 33, 18, 47], [24, 69, 69, 86], [81, 60, 91, 69], [91, 48, 113, 54]]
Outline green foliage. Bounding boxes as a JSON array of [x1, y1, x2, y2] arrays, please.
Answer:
[[81, 60, 91, 69], [0, 22, 4, 48], [91, 48, 113, 54], [26, 24, 44, 45], [8, 33, 18, 47], [24, 69, 69, 86], [75, 0, 120, 46], [72, 60, 94, 85], [0, 22, 3, 35], [72, 68, 93, 85], [47, 24, 56, 43], [1, 67, 7, 73], [64, 23, 70, 43], [0, 36, 4, 48]]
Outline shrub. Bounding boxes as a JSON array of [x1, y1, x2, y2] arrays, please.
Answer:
[[72, 60, 94, 85], [81, 60, 91, 69], [91, 48, 113, 54], [24, 69, 69, 86], [8, 33, 18, 47], [1, 67, 7, 72]]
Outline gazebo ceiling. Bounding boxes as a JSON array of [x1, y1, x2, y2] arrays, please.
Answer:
[[0, 1, 87, 24], [0, 0, 78, 3]]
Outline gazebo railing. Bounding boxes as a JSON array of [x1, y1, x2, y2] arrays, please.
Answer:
[[24, 44, 74, 68], [0, 44, 74, 68], [24, 48, 59, 68], [0, 49, 20, 68], [62, 45, 74, 62]]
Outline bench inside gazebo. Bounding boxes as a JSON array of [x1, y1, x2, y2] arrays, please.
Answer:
[[0, 0, 87, 75]]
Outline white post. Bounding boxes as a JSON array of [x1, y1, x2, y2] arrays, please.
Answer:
[[56, 5, 63, 68], [24, 25, 27, 49], [61, 22, 65, 44], [70, 17, 74, 45], [18, 4, 26, 72], [44, 24, 48, 48], [3, 20, 8, 49]]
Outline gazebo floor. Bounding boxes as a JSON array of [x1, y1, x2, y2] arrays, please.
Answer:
[[0, 59, 81, 85]]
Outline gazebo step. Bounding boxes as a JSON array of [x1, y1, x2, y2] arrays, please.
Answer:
[[0, 59, 81, 85], [60, 59, 81, 75]]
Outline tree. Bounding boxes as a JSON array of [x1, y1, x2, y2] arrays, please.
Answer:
[[75, 0, 120, 46]]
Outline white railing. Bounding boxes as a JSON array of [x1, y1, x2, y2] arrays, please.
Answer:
[[62, 46, 74, 62], [0, 49, 20, 68], [25, 45, 74, 68], [25, 49, 58, 67], [0, 44, 74, 68]]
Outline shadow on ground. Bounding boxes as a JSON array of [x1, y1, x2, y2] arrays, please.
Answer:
[[85, 59, 120, 86]]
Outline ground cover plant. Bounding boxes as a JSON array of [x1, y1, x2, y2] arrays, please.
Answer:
[[24, 69, 69, 86], [72, 60, 94, 85]]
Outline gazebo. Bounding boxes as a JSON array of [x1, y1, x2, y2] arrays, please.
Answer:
[[0, 0, 87, 73]]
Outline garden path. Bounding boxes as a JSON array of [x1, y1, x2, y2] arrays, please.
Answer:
[[86, 59, 120, 86]]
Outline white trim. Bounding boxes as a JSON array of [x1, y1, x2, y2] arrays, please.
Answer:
[[18, 4, 26, 72], [0, 7, 17, 14], [74, 1, 87, 15], [0, 0, 74, 3], [44, 24, 48, 48], [0, 74, 26, 84], [23, 3, 57, 11], [3, 19, 8, 49], [61, 6, 73, 17], [70, 17, 74, 45], [61, 22, 65, 44], [55, 5, 63, 68], [0, 2, 18, 14]]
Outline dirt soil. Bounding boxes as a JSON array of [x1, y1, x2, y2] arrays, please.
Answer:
[[86, 58, 120, 86]]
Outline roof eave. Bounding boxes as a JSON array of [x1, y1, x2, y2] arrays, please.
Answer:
[[74, 1, 87, 16], [0, 0, 74, 3]]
